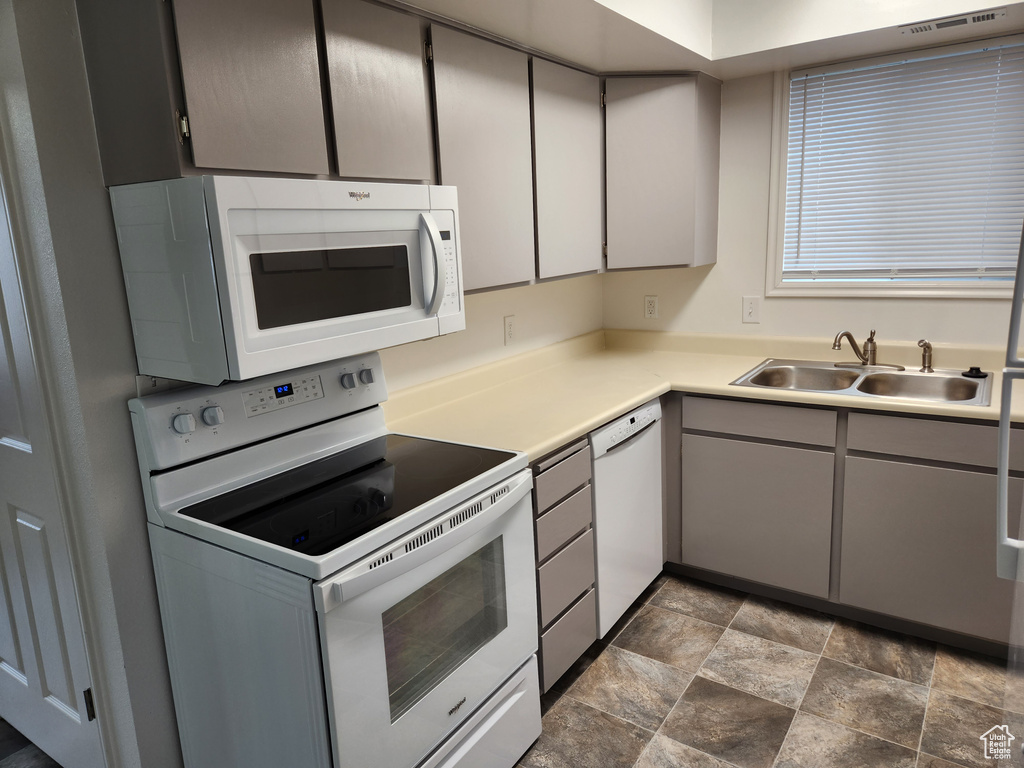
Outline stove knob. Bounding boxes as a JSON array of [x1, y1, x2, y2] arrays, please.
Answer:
[[358, 368, 374, 385], [353, 497, 370, 518], [172, 413, 196, 434], [201, 406, 225, 426], [340, 373, 356, 390], [369, 488, 389, 510]]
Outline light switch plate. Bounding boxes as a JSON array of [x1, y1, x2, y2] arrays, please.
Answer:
[[742, 296, 761, 324]]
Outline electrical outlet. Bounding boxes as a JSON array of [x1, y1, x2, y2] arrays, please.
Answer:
[[503, 315, 514, 346], [644, 295, 659, 319], [742, 296, 761, 324]]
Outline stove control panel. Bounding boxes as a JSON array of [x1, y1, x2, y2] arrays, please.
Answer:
[[243, 375, 324, 417], [129, 352, 386, 471]]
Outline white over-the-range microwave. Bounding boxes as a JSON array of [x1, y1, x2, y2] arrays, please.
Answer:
[[109, 176, 464, 385]]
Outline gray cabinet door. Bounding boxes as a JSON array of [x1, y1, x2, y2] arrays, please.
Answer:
[[840, 457, 1021, 643], [605, 75, 720, 269], [322, 0, 435, 182], [431, 26, 535, 290], [171, 0, 329, 175], [681, 433, 833, 597], [532, 59, 603, 279]]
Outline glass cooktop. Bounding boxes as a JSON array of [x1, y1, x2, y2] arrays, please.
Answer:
[[181, 434, 516, 556]]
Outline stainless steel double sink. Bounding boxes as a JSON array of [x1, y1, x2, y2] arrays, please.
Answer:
[[731, 359, 992, 407]]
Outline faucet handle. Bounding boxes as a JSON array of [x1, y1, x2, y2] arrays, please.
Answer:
[[918, 339, 934, 373], [867, 329, 876, 341]]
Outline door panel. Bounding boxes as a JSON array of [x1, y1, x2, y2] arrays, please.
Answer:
[[0, 157, 104, 765]]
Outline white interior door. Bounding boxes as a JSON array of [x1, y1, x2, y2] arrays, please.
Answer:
[[0, 153, 105, 767]]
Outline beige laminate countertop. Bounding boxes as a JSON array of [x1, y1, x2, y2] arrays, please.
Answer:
[[383, 330, 1014, 461]]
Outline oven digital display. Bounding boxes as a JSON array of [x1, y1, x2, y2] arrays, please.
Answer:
[[274, 383, 293, 399]]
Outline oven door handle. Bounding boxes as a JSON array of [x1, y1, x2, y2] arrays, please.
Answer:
[[315, 470, 531, 614], [420, 212, 446, 316]]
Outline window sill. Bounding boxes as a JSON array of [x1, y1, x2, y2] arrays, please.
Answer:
[[765, 282, 1013, 300]]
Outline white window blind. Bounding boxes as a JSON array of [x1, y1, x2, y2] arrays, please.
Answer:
[[783, 41, 1024, 284]]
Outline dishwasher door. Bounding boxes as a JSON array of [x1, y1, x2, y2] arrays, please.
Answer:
[[590, 401, 664, 637]]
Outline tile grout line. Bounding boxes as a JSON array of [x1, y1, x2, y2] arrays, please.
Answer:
[[916, 645, 940, 755], [770, 621, 836, 768]]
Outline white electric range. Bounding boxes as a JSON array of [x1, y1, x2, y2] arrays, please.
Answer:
[[129, 352, 541, 768]]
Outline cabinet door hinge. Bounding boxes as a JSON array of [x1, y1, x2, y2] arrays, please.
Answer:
[[600, 91, 606, 108], [425, 42, 433, 63], [602, 242, 608, 257], [84, 688, 96, 722], [176, 111, 190, 144]]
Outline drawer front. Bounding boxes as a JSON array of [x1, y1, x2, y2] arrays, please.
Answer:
[[682, 396, 836, 447], [538, 529, 595, 626], [847, 412, 1024, 470], [536, 485, 593, 563], [540, 589, 597, 693], [535, 445, 592, 513]]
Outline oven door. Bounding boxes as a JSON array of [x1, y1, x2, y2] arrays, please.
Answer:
[[313, 470, 536, 768]]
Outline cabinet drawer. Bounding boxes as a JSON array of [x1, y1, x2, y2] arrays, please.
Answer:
[[535, 445, 592, 513], [540, 589, 597, 693], [847, 412, 1024, 470], [538, 529, 595, 626], [682, 396, 836, 447], [536, 485, 593, 563]]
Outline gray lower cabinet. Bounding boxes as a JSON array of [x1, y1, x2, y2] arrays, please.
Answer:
[[680, 433, 834, 598], [533, 440, 597, 693], [605, 74, 721, 269], [321, 0, 435, 183], [431, 25, 536, 291], [840, 412, 1024, 644]]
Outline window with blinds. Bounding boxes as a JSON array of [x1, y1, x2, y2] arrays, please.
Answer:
[[782, 40, 1024, 286]]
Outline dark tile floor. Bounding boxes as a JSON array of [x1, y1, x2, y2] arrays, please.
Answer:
[[0, 721, 60, 768], [519, 573, 1024, 768]]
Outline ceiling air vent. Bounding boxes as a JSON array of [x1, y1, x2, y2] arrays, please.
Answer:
[[899, 6, 1006, 34]]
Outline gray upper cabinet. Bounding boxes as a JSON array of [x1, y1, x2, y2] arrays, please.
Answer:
[[171, 0, 329, 175], [605, 75, 721, 269], [431, 26, 535, 291], [321, 0, 435, 182], [79, 0, 330, 184], [532, 60, 603, 279]]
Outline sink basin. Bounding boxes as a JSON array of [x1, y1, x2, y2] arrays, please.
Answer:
[[856, 372, 980, 402], [749, 365, 859, 392], [731, 359, 992, 407]]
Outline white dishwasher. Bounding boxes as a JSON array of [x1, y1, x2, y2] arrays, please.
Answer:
[[589, 400, 664, 637]]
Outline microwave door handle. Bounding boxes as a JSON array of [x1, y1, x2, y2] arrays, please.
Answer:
[[420, 213, 446, 316]]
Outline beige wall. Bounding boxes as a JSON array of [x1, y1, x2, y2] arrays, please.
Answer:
[[602, 72, 1012, 350], [380, 273, 604, 391]]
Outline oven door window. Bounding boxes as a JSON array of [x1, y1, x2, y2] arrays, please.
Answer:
[[249, 245, 411, 329], [382, 537, 507, 722]]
